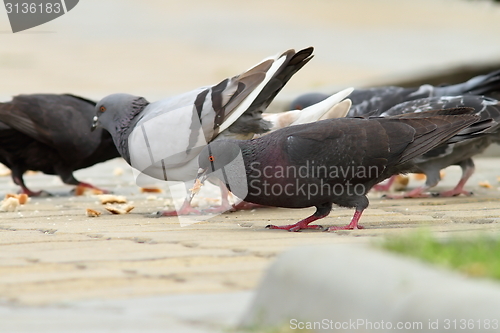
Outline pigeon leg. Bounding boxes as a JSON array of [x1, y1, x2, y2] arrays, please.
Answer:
[[12, 175, 48, 197], [231, 201, 268, 211], [201, 179, 234, 214], [326, 209, 365, 231], [434, 159, 474, 197], [58, 167, 110, 194], [266, 205, 331, 232], [372, 175, 396, 192], [384, 168, 441, 199], [202, 181, 270, 212], [10, 165, 50, 196], [199, 179, 269, 213], [157, 198, 202, 216]]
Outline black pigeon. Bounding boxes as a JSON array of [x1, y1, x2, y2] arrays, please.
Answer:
[[194, 108, 485, 231], [375, 95, 500, 198], [0, 94, 120, 196], [289, 69, 500, 115]]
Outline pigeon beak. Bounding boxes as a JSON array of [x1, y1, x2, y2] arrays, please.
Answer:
[[188, 167, 208, 201], [91, 116, 99, 131]]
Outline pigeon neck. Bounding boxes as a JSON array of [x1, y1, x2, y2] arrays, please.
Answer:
[[116, 98, 149, 163], [239, 138, 278, 177]]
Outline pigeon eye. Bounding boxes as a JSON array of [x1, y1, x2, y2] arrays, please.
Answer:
[[99, 106, 106, 113], [209, 156, 215, 162]]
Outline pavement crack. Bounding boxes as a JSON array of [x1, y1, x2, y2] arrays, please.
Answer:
[[37, 229, 57, 234]]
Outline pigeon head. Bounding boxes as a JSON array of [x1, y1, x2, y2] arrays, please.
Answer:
[[197, 140, 242, 177], [193, 140, 248, 200], [92, 93, 149, 134]]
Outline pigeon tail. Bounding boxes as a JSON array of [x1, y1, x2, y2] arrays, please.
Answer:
[[289, 87, 353, 126], [435, 69, 500, 97], [219, 47, 314, 136]]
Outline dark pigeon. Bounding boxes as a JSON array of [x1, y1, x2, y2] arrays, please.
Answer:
[[194, 108, 486, 231], [0, 94, 120, 196], [375, 95, 500, 198], [92, 48, 314, 215], [289, 69, 500, 116]]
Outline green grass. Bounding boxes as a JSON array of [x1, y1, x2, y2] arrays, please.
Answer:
[[381, 231, 500, 280]]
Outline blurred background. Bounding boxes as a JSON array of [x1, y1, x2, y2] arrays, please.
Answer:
[[2, 0, 500, 103]]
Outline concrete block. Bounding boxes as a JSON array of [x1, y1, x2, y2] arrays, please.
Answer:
[[241, 244, 500, 332]]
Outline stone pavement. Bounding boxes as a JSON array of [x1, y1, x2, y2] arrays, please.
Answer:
[[0, 157, 500, 331]]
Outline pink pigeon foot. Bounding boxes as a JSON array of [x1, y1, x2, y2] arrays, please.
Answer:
[[19, 187, 50, 197], [156, 199, 201, 217], [266, 213, 326, 232], [372, 176, 396, 192], [202, 203, 233, 214], [231, 201, 269, 211], [432, 164, 474, 197], [14, 176, 51, 197], [434, 189, 473, 197], [326, 210, 365, 231]]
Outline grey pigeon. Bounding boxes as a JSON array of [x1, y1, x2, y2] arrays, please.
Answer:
[[194, 108, 486, 231], [289, 69, 500, 115], [0, 94, 120, 196], [290, 70, 500, 197], [375, 95, 500, 198], [92, 48, 315, 214]]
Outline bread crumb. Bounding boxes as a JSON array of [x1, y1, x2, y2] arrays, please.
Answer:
[[479, 181, 492, 189], [5, 193, 29, 205], [104, 204, 134, 214], [0, 197, 19, 212], [97, 194, 127, 204], [140, 187, 162, 193], [411, 173, 426, 181], [75, 186, 104, 196], [393, 175, 409, 191], [85, 208, 101, 217], [189, 179, 203, 195]]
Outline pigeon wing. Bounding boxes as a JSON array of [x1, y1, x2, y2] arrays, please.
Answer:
[[0, 94, 100, 159]]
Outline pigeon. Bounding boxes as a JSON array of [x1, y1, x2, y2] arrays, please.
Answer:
[[229, 90, 353, 212], [0, 94, 120, 196], [194, 108, 486, 231], [374, 95, 500, 198], [289, 69, 500, 115], [289, 70, 500, 197], [92, 47, 317, 215]]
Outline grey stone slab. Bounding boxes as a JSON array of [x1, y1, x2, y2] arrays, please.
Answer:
[[241, 244, 500, 332], [0, 292, 253, 333]]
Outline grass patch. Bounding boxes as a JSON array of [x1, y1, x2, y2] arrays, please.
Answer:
[[381, 231, 500, 280]]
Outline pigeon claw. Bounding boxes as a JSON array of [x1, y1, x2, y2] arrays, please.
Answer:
[[155, 207, 202, 217], [265, 224, 324, 232], [231, 201, 268, 211], [432, 189, 473, 197], [20, 189, 52, 197], [326, 224, 365, 232]]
